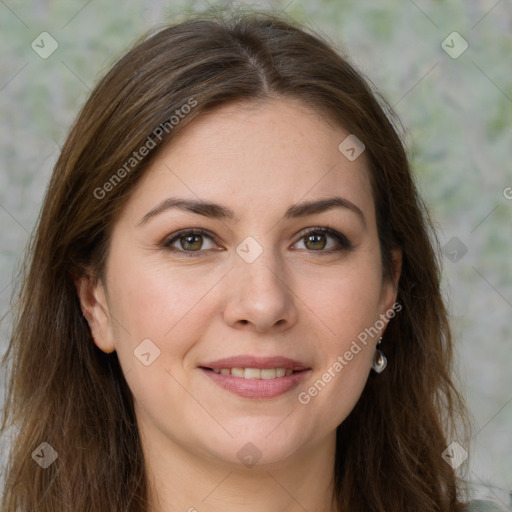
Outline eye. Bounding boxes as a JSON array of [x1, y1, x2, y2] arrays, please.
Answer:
[[163, 229, 219, 256], [292, 227, 352, 252], [162, 226, 352, 257]]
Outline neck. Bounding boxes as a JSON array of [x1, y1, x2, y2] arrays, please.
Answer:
[[140, 422, 338, 512]]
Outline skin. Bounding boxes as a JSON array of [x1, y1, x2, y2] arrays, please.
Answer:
[[77, 97, 401, 512]]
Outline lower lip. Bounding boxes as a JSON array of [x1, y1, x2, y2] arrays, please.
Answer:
[[201, 368, 311, 399]]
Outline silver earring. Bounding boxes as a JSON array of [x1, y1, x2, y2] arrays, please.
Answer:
[[372, 337, 387, 373]]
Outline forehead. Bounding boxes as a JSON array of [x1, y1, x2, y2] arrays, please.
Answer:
[[122, 97, 374, 225]]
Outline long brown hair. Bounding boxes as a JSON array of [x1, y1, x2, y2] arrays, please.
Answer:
[[1, 8, 470, 511]]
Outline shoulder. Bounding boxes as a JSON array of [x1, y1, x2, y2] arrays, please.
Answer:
[[465, 499, 509, 511]]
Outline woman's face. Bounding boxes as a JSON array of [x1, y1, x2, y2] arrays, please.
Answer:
[[80, 98, 400, 469]]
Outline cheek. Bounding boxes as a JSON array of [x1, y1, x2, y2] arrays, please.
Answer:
[[294, 260, 382, 426], [104, 255, 218, 426], [304, 257, 384, 345], [105, 254, 220, 369]]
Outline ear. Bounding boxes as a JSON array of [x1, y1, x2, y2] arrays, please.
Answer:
[[74, 273, 116, 354], [379, 247, 403, 313]]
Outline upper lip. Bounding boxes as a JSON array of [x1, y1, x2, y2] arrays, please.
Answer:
[[201, 355, 310, 371]]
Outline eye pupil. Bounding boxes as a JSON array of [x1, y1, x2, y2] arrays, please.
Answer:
[[305, 233, 326, 250], [181, 234, 202, 251]]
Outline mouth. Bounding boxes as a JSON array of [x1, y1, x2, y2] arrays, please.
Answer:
[[199, 356, 311, 399], [200, 367, 302, 379]]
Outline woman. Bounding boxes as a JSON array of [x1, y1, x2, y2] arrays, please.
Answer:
[[0, 8, 502, 512]]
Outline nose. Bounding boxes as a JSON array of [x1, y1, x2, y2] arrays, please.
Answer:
[[222, 246, 298, 333]]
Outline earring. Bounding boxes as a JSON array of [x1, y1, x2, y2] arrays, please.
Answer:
[[372, 337, 387, 373]]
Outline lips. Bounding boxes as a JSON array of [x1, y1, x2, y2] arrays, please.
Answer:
[[199, 355, 311, 399]]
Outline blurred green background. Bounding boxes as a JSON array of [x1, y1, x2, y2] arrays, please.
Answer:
[[1, 0, 511, 507]]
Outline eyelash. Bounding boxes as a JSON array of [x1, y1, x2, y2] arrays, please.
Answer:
[[162, 227, 353, 258]]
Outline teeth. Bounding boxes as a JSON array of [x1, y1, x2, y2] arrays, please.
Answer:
[[244, 368, 261, 379], [260, 368, 277, 380], [211, 367, 295, 379]]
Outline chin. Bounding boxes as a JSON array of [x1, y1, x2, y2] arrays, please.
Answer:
[[200, 426, 310, 468]]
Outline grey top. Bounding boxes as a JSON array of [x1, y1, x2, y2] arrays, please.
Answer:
[[467, 500, 508, 511]]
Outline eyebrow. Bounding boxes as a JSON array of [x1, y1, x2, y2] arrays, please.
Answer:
[[137, 196, 366, 227]]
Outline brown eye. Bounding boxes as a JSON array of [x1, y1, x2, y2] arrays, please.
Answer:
[[304, 233, 327, 250], [179, 234, 203, 251], [164, 229, 218, 255], [293, 227, 352, 252]]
